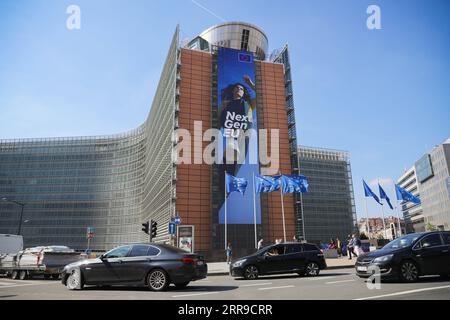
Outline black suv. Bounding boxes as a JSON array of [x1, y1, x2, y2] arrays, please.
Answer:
[[356, 231, 450, 282], [230, 242, 327, 280]]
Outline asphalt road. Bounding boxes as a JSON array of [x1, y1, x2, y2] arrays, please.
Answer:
[[1, 268, 450, 300]]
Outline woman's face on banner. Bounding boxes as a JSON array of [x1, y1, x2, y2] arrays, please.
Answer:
[[233, 85, 245, 99]]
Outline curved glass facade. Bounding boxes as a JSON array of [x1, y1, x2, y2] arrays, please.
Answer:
[[0, 27, 180, 251], [199, 22, 269, 60]]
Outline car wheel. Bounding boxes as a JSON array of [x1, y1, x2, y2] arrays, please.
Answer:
[[175, 281, 190, 289], [147, 269, 169, 292], [19, 271, 28, 280], [11, 270, 19, 280], [400, 261, 419, 283], [66, 269, 84, 290], [304, 262, 320, 277], [243, 265, 259, 280]]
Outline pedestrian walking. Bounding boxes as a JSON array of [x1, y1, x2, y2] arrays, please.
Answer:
[[336, 237, 342, 257], [226, 242, 232, 264], [353, 234, 363, 256], [257, 239, 264, 250], [347, 234, 354, 260]]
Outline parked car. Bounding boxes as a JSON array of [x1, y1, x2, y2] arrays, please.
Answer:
[[230, 242, 327, 280], [61, 243, 207, 291], [355, 231, 450, 282]]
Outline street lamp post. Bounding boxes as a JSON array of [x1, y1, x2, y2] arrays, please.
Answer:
[[1, 197, 25, 235]]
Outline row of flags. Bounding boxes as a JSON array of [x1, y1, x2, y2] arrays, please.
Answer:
[[363, 179, 421, 209], [226, 173, 309, 195]]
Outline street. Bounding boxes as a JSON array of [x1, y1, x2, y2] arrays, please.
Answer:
[[1, 268, 450, 300]]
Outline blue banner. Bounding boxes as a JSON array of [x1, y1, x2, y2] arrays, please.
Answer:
[[395, 184, 421, 205], [379, 184, 394, 210], [217, 47, 261, 224], [255, 175, 281, 193], [226, 173, 248, 195], [281, 175, 309, 194], [363, 180, 383, 205]]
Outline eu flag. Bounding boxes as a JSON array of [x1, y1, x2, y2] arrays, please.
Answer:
[[281, 175, 309, 194], [255, 175, 281, 193], [363, 180, 382, 205], [226, 173, 248, 195], [395, 184, 421, 205], [379, 184, 394, 210]]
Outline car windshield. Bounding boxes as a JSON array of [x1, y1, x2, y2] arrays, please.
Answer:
[[382, 234, 422, 250]]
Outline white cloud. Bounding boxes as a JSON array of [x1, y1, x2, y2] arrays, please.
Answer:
[[369, 177, 394, 189]]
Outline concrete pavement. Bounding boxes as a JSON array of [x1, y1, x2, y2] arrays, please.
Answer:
[[207, 257, 356, 276]]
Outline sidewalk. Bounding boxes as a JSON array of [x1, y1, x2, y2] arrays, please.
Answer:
[[207, 257, 356, 276]]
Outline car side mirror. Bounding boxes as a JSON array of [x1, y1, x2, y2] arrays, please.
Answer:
[[100, 254, 106, 260], [422, 243, 431, 249]]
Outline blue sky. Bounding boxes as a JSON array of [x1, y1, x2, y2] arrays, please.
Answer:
[[1, 0, 449, 222]]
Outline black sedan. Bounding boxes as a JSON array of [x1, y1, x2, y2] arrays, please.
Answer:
[[230, 242, 327, 280], [356, 231, 450, 282], [61, 243, 207, 291]]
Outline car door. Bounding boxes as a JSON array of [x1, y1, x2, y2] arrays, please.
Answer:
[[285, 244, 306, 272], [120, 245, 161, 282], [413, 234, 446, 275], [440, 232, 450, 273], [262, 245, 289, 274], [84, 246, 131, 284]]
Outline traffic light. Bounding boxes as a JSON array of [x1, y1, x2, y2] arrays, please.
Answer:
[[151, 219, 158, 240], [141, 221, 149, 235]]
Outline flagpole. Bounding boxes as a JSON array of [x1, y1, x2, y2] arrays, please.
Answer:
[[378, 181, 387, 240], [224, 171, 227, 251], [300, 192, 306, 242], [364, 197, 370, 239], [252, 172, 257, 249], [395, 200, 402, 237], [381, 201, 387, 239], [280, 175, 286, 243]]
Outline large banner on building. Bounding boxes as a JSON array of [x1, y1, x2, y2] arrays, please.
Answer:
[[217, 47, 261, 224]]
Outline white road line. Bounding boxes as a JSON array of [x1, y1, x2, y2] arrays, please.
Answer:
[[308, 276, 339, 281], [0, 283, 39, 289], [172, 292, 220, 298], [241, 282, 273, 287], [326, 280, 356, 285], [258, 285, 295, 291], [355, 285, 450, 300]]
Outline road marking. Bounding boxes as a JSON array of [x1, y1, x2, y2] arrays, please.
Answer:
[[355, 285, 450, 300], [172, 291, 220, 298], [258, 285, 295, 291], [308, 276, 338, 281], [326, 280, 356, 285], [241, 282, 273, 287]]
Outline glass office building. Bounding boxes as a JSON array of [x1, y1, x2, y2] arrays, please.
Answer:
[[297, 146, 357, 243], [397, 138, 450, 232], [1, 23, 301, 259]]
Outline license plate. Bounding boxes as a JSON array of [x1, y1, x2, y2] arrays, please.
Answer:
[[197, 261, 204, 266], [357, 266, 368, 272]]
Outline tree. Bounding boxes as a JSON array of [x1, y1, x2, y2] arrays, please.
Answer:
[[359, 233, 369, 240], [425, 222, 437, 232]]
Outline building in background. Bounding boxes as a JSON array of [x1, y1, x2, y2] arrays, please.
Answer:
[[297, 146, 357, 243], [358, 217, 405, 240], [0, 22, 300, 260], [397, 138, 450, 233], [397, 166, 423, 233]]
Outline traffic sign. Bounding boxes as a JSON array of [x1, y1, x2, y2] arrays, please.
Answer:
[[86, 227, 94, 239], [169, 223, 176, 235], [174, 216, 182, 225]]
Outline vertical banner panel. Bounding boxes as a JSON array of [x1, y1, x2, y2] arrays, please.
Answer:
[[217, 47, 261, 225]]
